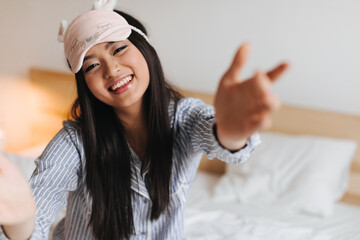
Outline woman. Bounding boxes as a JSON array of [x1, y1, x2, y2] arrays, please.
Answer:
[[0, 6, 288, 240]]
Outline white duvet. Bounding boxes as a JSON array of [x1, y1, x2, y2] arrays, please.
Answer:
[[184, 171, 360, 240], [184, 208, 330, 240]]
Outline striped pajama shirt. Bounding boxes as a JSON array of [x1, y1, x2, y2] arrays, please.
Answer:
[[0, 98, 260, 240]]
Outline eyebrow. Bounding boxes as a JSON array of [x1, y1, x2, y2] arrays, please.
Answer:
[[83, 55, 95, 63], [105, 42, 115, 50], [83, 42, 118, 63]]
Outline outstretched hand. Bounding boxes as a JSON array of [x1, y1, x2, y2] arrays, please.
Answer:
[[0, 155, 36, 226], [214, 43, 289, 150]]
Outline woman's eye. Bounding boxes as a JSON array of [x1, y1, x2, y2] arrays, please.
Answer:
[[113, 46, 127, 55], [85, 63, 99, 73]]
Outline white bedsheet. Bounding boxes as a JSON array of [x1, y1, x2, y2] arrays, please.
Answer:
[[184, 171, 360, 240]]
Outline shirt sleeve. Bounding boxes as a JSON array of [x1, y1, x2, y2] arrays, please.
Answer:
[[175, 98, 261, 165], [0, 121, 83, 240]]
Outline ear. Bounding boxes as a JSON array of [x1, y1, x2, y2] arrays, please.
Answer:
[[58, 20, 69, 43], [92, 0, 118, 10]]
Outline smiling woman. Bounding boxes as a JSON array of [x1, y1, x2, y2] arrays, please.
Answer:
[[0, 1, 290, 240], [82, 40, 150, 112]]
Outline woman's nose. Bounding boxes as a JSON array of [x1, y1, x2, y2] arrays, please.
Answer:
[[103, 59, 120, 79]]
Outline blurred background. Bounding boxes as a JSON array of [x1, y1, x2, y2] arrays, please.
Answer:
[[0, 0, 360, 148]]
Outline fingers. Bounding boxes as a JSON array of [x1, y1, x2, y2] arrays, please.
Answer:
[[256, 72, 282, 111], [224, 42, 251, 84], [248, 72, 281, 130], [266, 62, 290, 83], [222, 43, 289, 87]]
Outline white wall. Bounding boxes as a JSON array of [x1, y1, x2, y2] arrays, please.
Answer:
[[1, 0, 360, 116]]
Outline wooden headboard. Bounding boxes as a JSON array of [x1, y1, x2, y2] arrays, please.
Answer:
[[20, 68, 360, 205]]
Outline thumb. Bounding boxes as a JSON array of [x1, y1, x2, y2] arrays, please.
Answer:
[[224, 42, 250, 84]]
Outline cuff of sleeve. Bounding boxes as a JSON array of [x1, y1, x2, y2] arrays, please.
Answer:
[[204, 123, 261, 165]]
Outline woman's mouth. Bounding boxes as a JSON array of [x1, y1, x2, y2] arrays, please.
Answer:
[[109, 75, 133, 94]]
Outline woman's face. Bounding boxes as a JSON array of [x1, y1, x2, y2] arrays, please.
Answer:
[[82, 39, 150, 112]]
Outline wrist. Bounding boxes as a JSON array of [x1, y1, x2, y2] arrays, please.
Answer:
[[213, 124, 247, 152]]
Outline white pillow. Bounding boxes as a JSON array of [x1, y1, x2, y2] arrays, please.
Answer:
[[214, 132, 357, 217]]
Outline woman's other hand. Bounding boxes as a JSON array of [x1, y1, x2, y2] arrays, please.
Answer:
[[214, 43, 289, 150], [0, 155, 35, 238]]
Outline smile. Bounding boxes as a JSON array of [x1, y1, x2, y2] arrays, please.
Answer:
[[109, 75, 133, 91]]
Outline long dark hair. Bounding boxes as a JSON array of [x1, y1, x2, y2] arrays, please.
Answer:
[[71, 10, 182, 239]]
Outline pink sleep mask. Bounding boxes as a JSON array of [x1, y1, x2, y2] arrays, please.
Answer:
[[63, 9, 147, 73]]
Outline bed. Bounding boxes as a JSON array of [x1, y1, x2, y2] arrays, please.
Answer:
[[2, 68, 360, 239]]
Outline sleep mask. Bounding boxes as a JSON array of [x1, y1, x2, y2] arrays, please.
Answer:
[[58, 0, 148, 73]]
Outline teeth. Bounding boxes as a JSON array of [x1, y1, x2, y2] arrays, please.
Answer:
[[111, 76, 132, 91]]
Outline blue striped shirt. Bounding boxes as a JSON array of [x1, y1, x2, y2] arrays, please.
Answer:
[[0, 98, 260, 240]]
